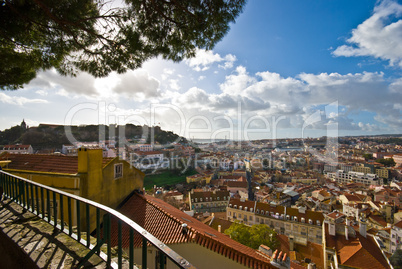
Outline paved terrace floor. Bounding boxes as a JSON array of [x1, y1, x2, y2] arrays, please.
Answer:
[[0, 198, 109, 269]]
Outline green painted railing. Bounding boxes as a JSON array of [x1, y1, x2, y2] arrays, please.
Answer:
[[0, 170, 196, 269]]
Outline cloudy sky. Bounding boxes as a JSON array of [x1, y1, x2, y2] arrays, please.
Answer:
[[1, 0, 402, 141]]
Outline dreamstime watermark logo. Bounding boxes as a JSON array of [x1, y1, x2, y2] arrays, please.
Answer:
[[64, 101, 339, 171]]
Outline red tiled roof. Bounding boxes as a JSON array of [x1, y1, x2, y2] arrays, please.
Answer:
[[0, 153, 112, 174], [2, 144, 31, 150], [343, 194, 363, 202], [110, 193, 275, 269], [324, 224, 391, 269], [394, 220, 402, 229], [327, 211, 345, 220], [369, 215, 388, 228], [254, 201, 324, 224], [225, 181, 248, 188], [190, 190, 230, 200]]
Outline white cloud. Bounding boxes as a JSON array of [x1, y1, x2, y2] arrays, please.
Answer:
[[113, 70, 160, 100], [0, 92, 48, 106], [219, 66, 257, 95], [161, 68, 175, 80], [28, 69, 98, 96], [185, 49, 237, 71], [333, 0, 402, 67], [169, 79, 180, 91]]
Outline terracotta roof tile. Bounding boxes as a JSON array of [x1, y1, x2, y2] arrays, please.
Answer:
[[0, 153, 112, 174], [394, 220, 402, 229], [2, 144, 31, 150], [324, 223, 391, 269], [110, 193, 275, 269]]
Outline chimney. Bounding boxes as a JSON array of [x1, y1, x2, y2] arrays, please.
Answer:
[[289, 235, 294, 251], [278, 251, 283, 263], [345, 217, 349, 240], [359, 217, 367, 238], [329, 220, 336, 236], [272, 249, 278, 263], [218, 225, 221, 233]]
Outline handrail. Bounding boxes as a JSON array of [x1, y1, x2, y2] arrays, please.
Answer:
[[0, 170, 196, 269]]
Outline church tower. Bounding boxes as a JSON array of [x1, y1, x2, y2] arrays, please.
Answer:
[[21, 119, 27, 130]]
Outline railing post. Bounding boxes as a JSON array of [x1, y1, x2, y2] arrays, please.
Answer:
[[68, 197, 72, 235], [77, 200, 81, 242], [40, 187, 45, 219], [60, 194, 64, 231], [129, 229, 134, 269], [86, 203, 90, 248], [19, 180, 25, 207], [159, 251, 166, 269], [96, 208, 100, 255], [35, 185, 39, 215], [118, 220, 122, 268], [142, 238, 147, 269], [46, 189, 51, 223], [53, 191, 57, 227], [103, 213, 112, 267], [30, 183, 34, 212]]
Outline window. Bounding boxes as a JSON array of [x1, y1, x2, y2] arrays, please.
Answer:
[[114, 163, 123, 179]]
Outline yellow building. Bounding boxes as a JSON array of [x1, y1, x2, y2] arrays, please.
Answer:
[[186, 173, 211, 184], [291, 178, 317, 184], [0, 148, 144, 228], [375, 168, 389, 179], [353, 164, 372, 174]]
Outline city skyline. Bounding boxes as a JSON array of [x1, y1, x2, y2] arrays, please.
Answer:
[[1, 0, 402, 139]]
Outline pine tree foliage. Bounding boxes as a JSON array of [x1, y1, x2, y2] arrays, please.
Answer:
[[0, 0, 246, 90]]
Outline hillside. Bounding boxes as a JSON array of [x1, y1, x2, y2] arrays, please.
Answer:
[[0, 123, 186, 151]]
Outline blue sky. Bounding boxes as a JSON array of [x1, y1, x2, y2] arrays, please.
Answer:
[[1, 0, 402, 140]]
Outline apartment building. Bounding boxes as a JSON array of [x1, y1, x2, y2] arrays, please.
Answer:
[[189, 189, 230, 213], [0, 144, 34, 154], [226, 199, 324, 245], [327, 170, 383, 186], [391, 220, 402, 253]]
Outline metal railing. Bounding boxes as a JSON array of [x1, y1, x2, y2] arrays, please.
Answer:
[[0, 170, 196, 269]]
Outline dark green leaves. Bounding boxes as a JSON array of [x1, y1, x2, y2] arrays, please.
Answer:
[[0, 0, 246, 90]]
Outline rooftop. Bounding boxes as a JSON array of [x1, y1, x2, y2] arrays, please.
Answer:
[[0, 152, 112, 174], [110, 192, 274, 268]]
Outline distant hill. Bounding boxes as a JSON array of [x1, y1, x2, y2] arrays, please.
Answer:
[[0, 123, 186, 151]]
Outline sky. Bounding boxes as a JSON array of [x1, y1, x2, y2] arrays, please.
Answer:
[[1, 0, 402, 141]]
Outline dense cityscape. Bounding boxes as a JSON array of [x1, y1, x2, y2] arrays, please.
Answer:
[[1, 120, 402, 268]]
